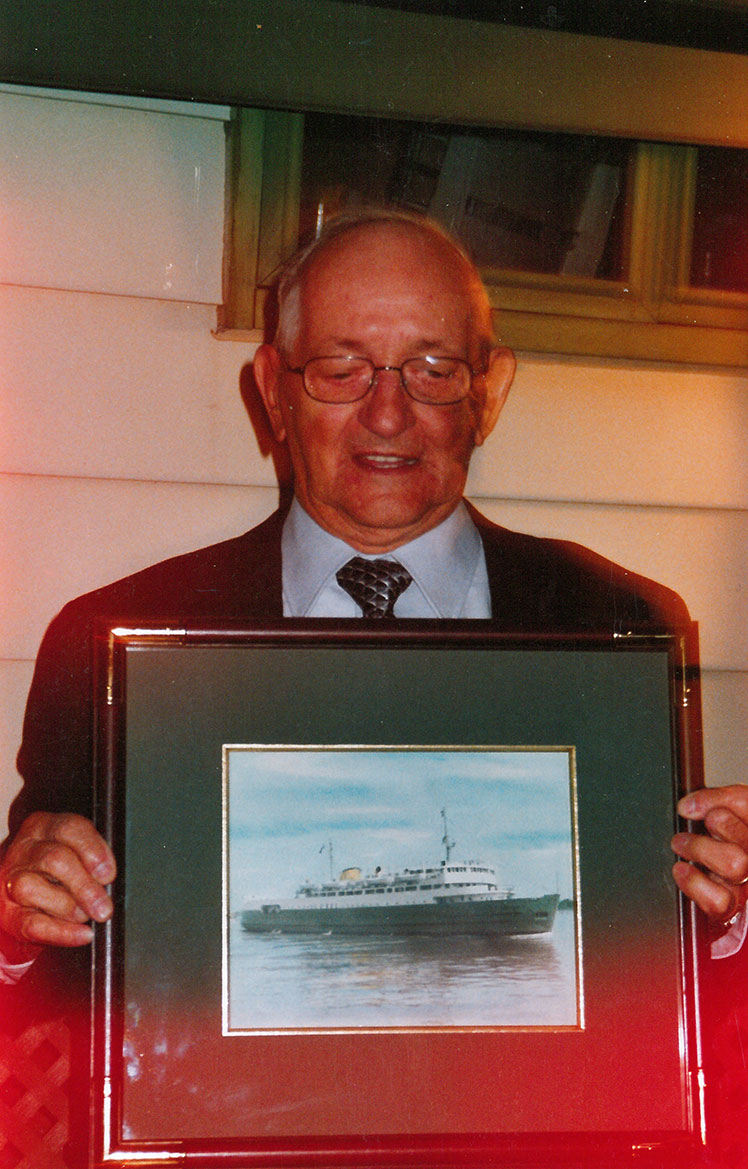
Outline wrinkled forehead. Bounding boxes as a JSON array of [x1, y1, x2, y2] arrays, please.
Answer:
[[292, 222, 479, 349]]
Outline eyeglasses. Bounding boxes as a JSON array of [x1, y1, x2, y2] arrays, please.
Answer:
[[285, 355, 480, 405]]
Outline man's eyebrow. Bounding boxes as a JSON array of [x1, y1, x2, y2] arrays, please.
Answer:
[[410, 338, 453, 353], [322, 338, 366, 352], [321, 337, 456, 354]]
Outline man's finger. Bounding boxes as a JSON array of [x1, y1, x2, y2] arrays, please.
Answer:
[[6, 869, 92, 923], [13, 843, 114, 923], [0, 812, 116, 950], [672, 860, 736, 921], [703, 805, 748, 853], [21, 812, 116, 883], [671, 831, 748, 886], [678, 785, 748, 825], [16, 909, 95, 949]]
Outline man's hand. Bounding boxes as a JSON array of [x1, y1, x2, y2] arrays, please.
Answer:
[[672, 785, 748, 923], [0, 812, 116, 962]]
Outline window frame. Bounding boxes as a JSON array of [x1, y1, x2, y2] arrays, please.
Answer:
[[216, 7, 748, 365], [220, 110, 748, 364]]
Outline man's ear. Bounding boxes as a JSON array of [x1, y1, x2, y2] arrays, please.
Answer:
[[474, 347, 516, 447], [252, 344, 287, 443]]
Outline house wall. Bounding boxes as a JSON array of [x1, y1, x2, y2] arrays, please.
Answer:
[[2, 85, 747, 831]]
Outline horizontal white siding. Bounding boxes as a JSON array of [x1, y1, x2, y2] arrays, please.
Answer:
[[0, 661, 34, 815], [0, 288, 259, 483], [0, 92, 225, 302], [702, 671, 748, 791], [1, 476, 279, 661], [470, 355, 748, 512], [1, 87, 747, 827]]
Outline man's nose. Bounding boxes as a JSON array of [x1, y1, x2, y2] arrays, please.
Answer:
[[356, 368, 414, 436]]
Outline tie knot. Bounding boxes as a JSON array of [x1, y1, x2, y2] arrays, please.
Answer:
[[336, 556, 413, 618]]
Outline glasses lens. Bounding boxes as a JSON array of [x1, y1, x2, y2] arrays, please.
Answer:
[[304, 357, 372, 401], [402, 357, 471, 403]]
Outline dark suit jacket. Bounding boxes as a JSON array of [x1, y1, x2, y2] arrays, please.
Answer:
[[8, 499, 691, 992], [11, 501, 690, 841]]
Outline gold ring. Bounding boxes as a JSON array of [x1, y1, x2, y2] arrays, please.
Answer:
[[735, 874, 748, 886]]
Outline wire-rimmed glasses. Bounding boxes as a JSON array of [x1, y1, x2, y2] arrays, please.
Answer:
[[285, 355, 479, 405]]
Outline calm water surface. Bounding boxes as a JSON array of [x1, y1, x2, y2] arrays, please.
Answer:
[[227, 907, 578, 1031]]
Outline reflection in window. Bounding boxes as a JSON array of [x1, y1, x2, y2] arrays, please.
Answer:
[[690, 146, 748, 293], [299, 113, 632, 281]]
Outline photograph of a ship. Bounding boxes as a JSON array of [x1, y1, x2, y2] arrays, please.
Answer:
[[223, 746, 580, 1033], [241, 809, 560, 940]]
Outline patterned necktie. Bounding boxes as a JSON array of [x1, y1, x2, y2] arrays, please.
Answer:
[[336, 556, 413, 618]]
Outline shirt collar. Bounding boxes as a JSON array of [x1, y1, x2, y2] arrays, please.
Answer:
[[281, 497, 483, 618]]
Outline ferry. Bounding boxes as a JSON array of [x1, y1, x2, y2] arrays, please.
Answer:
[[240, 811, 559, 939]]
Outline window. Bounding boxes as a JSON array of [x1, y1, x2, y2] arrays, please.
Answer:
[[220, 107, 748, 365], [690, 146, 748, 292], [216, 11, 748, 367], [295, 114, 630, 281]]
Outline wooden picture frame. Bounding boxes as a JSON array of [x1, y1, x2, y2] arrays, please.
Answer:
[[91, 623, 706, 1167]]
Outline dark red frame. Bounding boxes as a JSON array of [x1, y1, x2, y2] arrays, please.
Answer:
[[90, 622, 708, 1168]]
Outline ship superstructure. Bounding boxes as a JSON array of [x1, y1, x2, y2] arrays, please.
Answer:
[[240, 811, 559, 938]]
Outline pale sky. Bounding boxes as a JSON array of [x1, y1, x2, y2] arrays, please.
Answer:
[[225, 746, 577, 908]]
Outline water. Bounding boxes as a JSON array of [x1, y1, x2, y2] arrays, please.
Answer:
[[226, 907, 578, 1031]]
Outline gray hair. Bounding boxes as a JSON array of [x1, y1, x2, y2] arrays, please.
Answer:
[[273, 208, 496, 361]]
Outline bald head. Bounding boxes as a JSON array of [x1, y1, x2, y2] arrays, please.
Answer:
[[274, 210, 497, 365]]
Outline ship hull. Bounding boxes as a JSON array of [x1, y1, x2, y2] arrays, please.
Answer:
[[241, 893, 560, 938]]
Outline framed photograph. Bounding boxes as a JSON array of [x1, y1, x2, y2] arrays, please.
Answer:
[[91, 624, 706, 1167], [224, 745, 578, 1035]]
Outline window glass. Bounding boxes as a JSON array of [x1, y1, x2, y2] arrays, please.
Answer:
[[690, 146, 748, 292], [299, 112, 632, 280]]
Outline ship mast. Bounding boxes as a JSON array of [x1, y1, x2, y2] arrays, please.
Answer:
[[441, 808, 455, 864], [319, 839, 334, 881]]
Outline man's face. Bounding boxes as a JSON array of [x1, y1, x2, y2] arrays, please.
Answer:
[[255, 224, 515, 553]]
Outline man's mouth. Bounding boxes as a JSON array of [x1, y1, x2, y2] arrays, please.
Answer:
[[354, 453, 419, 471]]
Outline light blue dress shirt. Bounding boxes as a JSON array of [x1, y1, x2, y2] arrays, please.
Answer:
[[281, 498, 492, 618]]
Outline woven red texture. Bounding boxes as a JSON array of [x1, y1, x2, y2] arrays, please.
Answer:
[[0, 1018, 69, 1169]]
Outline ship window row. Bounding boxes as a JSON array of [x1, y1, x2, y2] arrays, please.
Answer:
[[303, 883, 450, 897], [446, 866, 491, 874], [303, 880, 494, 897]]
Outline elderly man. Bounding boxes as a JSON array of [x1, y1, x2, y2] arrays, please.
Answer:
[[2, 209, 747, 981]]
